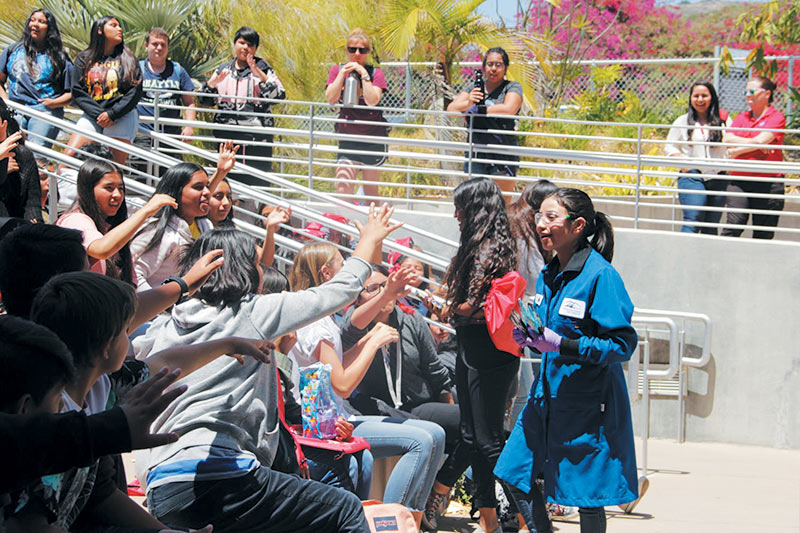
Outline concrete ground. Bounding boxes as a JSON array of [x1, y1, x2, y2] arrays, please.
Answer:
[[436, 438, 800, 533], [125, 438, 800, 532]]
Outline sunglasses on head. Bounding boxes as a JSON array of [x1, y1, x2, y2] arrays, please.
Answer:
[[347, 46, 369, 54]]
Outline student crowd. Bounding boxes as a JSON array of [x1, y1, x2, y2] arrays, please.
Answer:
[[0, 7, 789, 533]]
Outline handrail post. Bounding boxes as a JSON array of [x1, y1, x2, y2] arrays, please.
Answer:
[[787, 56, 795, 123], [713, 45, 721, 95], [467, 113, 474, 178], [308, 103, 315, 190], [48, 172, 58, 222], [633, 124, 643, 229], [152, 92, 160, 179]]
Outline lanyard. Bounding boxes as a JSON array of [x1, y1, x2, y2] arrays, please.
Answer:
[[380, 340, 402, 409]]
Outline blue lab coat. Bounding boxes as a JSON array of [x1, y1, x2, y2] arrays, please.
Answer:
[[495, 246, 639, 507]]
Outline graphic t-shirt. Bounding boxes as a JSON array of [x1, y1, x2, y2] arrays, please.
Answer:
[[0, 43, 72, 105], [72, 50, 142, 121], [137, 60, 195, 133]]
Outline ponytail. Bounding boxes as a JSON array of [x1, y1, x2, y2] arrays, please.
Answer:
[[588, 211, 614, 262], [547, 188, 615, 263]]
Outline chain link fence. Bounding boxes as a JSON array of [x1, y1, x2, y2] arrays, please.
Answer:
[[379, 56, 798, 124]]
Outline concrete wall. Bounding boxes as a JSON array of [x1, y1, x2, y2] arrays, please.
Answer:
[[615, 229, 800, 449]]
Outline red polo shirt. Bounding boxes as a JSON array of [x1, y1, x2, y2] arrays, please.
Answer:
[[730, 105, 785, 178]]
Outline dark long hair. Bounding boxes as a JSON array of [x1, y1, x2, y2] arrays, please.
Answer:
[[179, 227, 260, 312], [77, 16, 140, 88], [444, 178, 517, 312], [138, 162, 206, 254], [508, 179, 558, 262], [21, 9, 67, 83], [687, 81, 723, 143], [547, 188, 614, 263], [73, 158, 133, 285]]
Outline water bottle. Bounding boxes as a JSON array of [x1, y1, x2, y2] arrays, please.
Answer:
[[473, 70, 485, 105], [343, 71, 360, 107]]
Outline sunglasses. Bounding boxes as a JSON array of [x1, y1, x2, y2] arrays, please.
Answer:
[[347, 46, 369, 54], [744, 88, 765, 97], [362, 281, 387, 294]]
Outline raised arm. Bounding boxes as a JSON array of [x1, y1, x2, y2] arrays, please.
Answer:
[[319, 323, 397, 398], [86, 194, 177, 260], [349, 266, 416, 330], [144, 337, 273, 376]]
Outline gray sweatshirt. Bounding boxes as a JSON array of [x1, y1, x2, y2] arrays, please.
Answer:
[[132, 257, 371, 489]]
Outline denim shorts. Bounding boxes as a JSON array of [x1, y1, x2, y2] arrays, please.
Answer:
[[76, 109, 138, 141]]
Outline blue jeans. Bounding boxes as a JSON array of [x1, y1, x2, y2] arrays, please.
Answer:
[[18, 103, 64, 148], [147, 466, 368, 533], [677, 170, 727, 234], [304, 447, 373, 500], [351, 416, 445, 511]]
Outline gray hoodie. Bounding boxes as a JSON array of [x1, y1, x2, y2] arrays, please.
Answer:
[[132, 257, 371, 489]]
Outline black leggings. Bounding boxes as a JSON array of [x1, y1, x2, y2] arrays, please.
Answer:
[[410, 401, 471, 488], [455, 324, 519, 509], [721, 180, 784, 239]]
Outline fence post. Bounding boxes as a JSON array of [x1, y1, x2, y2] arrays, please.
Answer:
[[787, 56, 795, 123], [633, 124, 643, 230], [713, 45, 721, 91], [405, 63, 412, 122], [308, 103, 315, 190], [467, 114, 474, 179]]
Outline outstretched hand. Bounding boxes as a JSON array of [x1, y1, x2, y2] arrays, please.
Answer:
[[385, 265, 417, 300], [182, 249, 225, 294], [216, 141, 239, 176], [226, 338, 275, 365], [354, 202, 403, 243], [118, 367, 187, 450]]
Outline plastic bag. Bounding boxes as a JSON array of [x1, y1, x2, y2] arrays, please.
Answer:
[[298, 362, 340, 439]]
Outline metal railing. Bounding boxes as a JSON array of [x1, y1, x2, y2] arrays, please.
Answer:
[[125, 89, 800, 242]]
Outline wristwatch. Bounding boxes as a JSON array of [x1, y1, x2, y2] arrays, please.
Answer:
[[163, 276, 189, 302], [361, 74, 371, 82]]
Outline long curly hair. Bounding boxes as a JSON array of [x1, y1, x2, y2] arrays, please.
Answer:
[[21, 9, 67, 84], [443, 178, 517, 313]]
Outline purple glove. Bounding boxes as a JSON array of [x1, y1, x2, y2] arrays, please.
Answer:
[[512, 327, 533, 348], [529, 327, 562, 353]]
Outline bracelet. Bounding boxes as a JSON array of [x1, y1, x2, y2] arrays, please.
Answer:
[[162, 276, 189, 301], [361, 75, 371, 82]]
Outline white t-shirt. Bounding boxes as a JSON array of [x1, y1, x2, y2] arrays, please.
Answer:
[[287, 315, 349, 415]]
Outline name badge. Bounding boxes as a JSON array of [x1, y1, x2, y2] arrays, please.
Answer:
[[559, 298, 586, 319], [534, 293, 543, 306]]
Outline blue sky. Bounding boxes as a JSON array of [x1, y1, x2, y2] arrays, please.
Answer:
[[476, 0, 760, 26]]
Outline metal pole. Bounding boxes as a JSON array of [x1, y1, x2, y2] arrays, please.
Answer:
[[467, 114, 474, 179], [151, 92, 160, 180], [308, 103, 315, 190], [633, 124, 643, 229], [678, 326, 686, 443], [641, 332, 650, 476], [713, 45, 721, 92], [405, 63, 412, 122], [787, 56, 794, 122], [48, 172, 58, 222]]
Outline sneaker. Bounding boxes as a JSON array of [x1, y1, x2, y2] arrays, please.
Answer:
[[421, 490, 448, 531], [547, 502, 578, 520], [620, 476, 650, 514]]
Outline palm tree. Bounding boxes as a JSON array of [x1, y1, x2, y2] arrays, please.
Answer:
[[0, 0, 229, 79], [380, 0, 550, 109]]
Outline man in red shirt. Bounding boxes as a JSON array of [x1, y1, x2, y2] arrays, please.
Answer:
[[722, 76, 786, 239]]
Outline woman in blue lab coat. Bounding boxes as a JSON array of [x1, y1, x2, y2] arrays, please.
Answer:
[[495, 188, 639, 533]]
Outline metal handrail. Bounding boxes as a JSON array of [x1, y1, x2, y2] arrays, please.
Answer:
[[634, 308, 712, 368]]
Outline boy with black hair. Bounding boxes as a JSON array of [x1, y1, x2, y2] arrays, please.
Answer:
[[0, 224, 86, 318], [10, 272, 270, 532], [199, 26, 285, 181]]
